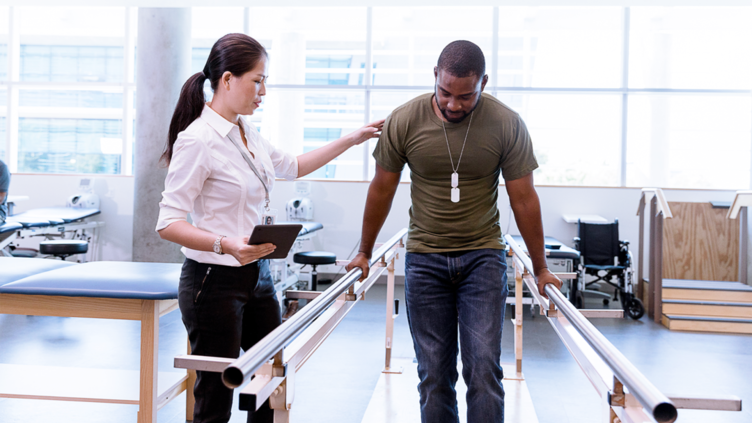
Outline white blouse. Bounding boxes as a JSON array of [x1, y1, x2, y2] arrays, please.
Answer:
[[156, 104, 298, 266]]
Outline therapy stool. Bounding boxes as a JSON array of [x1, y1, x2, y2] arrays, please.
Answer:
[[40, 239, 89, 260], [293, 251, 336, 291], [0, 261, 193, 423]]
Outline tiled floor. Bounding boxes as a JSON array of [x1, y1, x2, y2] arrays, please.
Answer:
[[0, 285, 750, 423]]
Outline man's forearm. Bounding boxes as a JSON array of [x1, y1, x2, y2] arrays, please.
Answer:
[[510, 193, 548, 276], [358, 181, 397, 259]]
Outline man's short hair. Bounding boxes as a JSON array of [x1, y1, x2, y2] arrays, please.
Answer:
[[437, 40, 486, 79]]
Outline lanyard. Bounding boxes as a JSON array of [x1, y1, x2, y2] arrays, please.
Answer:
[[228, 131, 271, 211]]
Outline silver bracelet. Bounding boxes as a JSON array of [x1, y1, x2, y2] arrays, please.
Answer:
[[213, 235, 225, 255]]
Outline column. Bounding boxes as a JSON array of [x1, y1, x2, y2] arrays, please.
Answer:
[[132, 8, 191, 263]]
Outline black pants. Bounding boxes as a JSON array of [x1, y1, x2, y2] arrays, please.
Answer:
[[179, 258, 281, 423]]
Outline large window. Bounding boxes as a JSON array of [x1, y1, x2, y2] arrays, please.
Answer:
[[1, 6, 130, 175], [1, 6, 751, 189]]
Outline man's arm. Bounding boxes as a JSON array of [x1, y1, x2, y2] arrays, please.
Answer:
[[346, 164, 401, 279], [0, 191, 6, 203], [505, 172, 562, 298]]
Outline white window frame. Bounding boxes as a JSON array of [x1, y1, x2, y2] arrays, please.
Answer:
[[2, 5, 751, 189], [2, 6, 136, 175]]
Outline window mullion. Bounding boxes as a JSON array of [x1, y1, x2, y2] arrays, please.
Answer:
[[122, 6, 135, 176], [363, 6, 373, 182], [7, 6, 19, 172], [490, 6, 499, 95], [619, 6, 631, 187]]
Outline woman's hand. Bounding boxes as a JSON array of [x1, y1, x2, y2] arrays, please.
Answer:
[[347, 119, 385, 147], [221, 236, 276, 266], [296, 118, 385, 177]]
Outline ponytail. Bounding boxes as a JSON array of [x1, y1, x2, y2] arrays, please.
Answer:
[[161, 72, 207, 166], [160, 33, 267, 167]]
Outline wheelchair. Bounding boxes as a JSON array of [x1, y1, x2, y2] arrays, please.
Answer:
[[572, 219, 645, 320]]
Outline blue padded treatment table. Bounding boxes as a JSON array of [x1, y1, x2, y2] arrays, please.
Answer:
[[510, 235, 580, 261], [5, 215, 52, 228], [0, 223, 25, 257], [507, 235, 580, 303], [277, 221, 323, 236], [12, 207, 100, 223], [1, 261, 181, 299], [0, 257, 76, 286], [0, 261, 192, 423], [0, 221, 24, 235]]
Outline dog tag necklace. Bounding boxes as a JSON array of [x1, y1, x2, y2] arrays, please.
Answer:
[[441, 111, 474, 203]]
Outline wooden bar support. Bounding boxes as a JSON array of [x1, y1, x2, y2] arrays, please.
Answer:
[[654, 212, 664, 324], [648, 196, 657, 320], [383, 255, 402, 374], [174, 355, 234, 373], [514, 260, 523, 375], [667, 394, 742, 411], [579, 310, 624, 319], [740, 206, 748, 285], [637, 194, 646, 301], [610, 376, 625, 407], [285, 290, 324, 300], [186, 339, 196, 421]]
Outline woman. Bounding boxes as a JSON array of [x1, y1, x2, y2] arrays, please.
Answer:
[[156, 33, 383, 423]]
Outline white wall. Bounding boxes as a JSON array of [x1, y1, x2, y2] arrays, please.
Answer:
[[270, 181, 740, 278], [10, 175, 744, 283], [11, 174, 135, 262]]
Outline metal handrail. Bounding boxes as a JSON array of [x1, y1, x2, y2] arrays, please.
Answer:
[[504, 234, 678, 423], [222, 228, 408, 389]]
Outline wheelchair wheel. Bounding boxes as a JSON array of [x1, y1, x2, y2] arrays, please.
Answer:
[[625, 298, 645, 320], [574, 291, 584, 309]]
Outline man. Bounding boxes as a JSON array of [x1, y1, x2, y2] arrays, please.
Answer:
[[0, 159, 10, 224], [346, 40, 561, 423]]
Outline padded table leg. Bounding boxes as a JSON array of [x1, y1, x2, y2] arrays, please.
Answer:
[[140, 300, 159, 423]]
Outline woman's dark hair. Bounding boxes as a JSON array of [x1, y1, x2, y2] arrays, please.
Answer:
[[161, 33, 267, 166]]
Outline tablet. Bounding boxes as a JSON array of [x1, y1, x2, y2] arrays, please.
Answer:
[[247, 224, 303, 259]]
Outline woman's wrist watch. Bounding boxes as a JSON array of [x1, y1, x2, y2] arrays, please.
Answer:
[[213, 235, 225, 255]]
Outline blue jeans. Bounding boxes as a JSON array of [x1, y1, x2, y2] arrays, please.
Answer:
[[405, 249, 508, 423]]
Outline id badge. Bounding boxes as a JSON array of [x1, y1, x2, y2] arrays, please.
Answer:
[[262, 208, 277, 225]]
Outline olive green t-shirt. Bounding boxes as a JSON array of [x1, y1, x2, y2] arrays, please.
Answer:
[[373, 93, 538, 253]]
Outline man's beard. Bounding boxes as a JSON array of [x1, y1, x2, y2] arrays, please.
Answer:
[[434, 89, 481, 123]]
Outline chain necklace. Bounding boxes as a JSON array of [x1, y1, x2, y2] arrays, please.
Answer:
[[441, 111, 474, 203]]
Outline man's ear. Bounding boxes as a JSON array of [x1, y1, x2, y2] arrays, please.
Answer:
[[480, 74, 489, 92], [434, 66, 438, 79]]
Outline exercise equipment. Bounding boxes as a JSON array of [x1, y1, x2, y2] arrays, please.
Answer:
[[638, 189, 752, 333]]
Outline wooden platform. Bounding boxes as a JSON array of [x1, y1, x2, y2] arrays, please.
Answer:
[[645, 279, 752, 334], [663, 300, 752, 319], [662, 315, 752, 335], [663, 279, 752, 292], [361, 358, 538, 423]]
